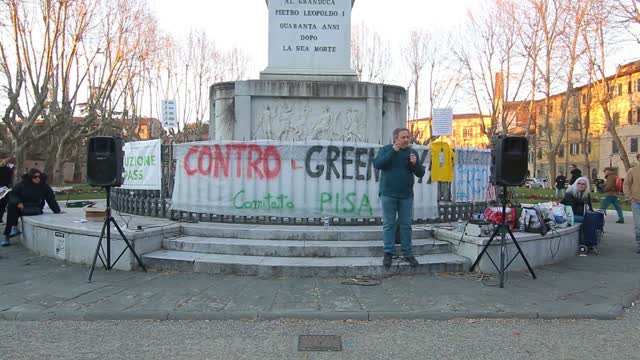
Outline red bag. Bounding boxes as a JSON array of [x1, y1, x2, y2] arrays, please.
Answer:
[[483, 207, 516, 228], [616, 178, 624, 194]]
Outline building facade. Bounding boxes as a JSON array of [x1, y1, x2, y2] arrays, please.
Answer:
[[407, 113, 492, 148]]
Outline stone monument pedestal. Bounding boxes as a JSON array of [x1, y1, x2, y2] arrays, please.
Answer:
[[209, 80, 406, 143], [208, 0, 407, 142]]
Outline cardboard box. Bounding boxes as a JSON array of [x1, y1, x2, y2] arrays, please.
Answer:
[[85, 207, 106, 222]]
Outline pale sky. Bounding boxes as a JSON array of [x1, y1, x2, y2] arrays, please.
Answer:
[[150, 0, 640, 115], [151, 0, 473, 82]]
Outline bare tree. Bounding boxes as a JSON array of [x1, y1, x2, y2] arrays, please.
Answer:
[[351, 22, 392, 83], [404, 29, 430, 121], [527, 0, 572, 184], [0, 0, 80, 177], [454, 0, 530, 143], [50, 0, 160, 183], [222, 46, 249, 82], [616, 0, 640, 42], [583, 0, 632, 171]]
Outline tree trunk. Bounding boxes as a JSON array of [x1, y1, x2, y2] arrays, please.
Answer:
[[52, 139, 67, 185]]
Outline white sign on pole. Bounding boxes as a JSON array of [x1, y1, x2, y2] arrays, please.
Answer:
[[161, 100, 178, 128], [122, 139, 162, 190], [432, 108, 453, 136]]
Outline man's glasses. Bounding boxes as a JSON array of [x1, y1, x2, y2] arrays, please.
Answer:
[[32, 175, 40, 179]]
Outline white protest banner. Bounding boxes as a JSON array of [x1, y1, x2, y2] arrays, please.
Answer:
[[452, 148, 492, 203], [122, 139, 162, 190], [171, 141, 439, 220], [432, 108, 453, 136]]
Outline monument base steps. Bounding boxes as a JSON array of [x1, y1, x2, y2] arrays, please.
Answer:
[[142, 225, 469, 277]]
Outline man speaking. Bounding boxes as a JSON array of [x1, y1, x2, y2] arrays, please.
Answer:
[[373, 128, 425, 268]]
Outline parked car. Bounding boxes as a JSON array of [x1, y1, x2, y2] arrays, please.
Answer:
[[524, 178, 548, 189]]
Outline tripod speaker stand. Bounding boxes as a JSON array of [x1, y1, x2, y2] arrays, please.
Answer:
[[469, 186, 536, 288], [88, 186, 146, 282]]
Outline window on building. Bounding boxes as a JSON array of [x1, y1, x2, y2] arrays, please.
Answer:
[[529, 152, 534, 164], [571, 116, 580, 130], [570, 143, 580, 155], [629, 110, 634, 124], [613, 112, 620, 126], [586, 141, 592, 154], [632, 138, 639, 153], [538, 127, 543, 136], [537, 149, 543, 159], [613, 140, 620, 154], [464, 128, 471, 137], [559, 145, 565, 158], [629, 81, 633, 94], [549, 102, 553, 113], [617, 83, 623, 96], [572, 96, 579, 108], [637, 107, 640, 123], [609, 84, 615, 98], [636, 79, 640, 92]]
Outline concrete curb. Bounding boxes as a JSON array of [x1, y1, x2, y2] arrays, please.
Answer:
[[0, 307, 629, 321], [621, 288, 640, 308]]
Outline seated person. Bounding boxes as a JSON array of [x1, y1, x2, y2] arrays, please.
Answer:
[[2, 168, 61, 246], [560, 176, 593, 223]]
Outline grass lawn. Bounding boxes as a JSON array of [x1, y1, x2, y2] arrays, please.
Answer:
[[513, 187, 631, 211], [52, 183, 106, 201], [51, 183, 632, 211]]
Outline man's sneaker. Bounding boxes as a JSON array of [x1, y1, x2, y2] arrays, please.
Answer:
[[383, 253, 393, 268], [8, 226, 21, 238], [404, 256, 419, 267], [616, 220, 624, 224], [1, 237, 9, 247]]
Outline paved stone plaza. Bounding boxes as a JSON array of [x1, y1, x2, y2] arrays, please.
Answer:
[[0, 211, 638, 321]]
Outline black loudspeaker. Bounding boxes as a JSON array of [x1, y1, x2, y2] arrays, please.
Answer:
[[490, 135, 529, 186], [87, 136, 124, 187]]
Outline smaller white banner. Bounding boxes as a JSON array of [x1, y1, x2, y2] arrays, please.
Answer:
[[432, 108, 453, 136], [122, 139, 162, 190], [453, 148, 492, 203], [53, 231, 65, 259], [161, 100, 178, 128]]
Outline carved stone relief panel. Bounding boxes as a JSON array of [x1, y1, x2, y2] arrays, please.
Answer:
[[251, 98, 366, 141]]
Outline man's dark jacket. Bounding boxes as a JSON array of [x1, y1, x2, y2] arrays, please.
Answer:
[[373, 145, 426, 199]]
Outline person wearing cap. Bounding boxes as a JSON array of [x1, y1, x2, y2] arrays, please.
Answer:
[[624, 153, 640, 253], [599, 167, 624, 224]]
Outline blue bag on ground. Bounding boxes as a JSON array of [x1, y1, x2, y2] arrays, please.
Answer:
[[581, 211, 604, 247]]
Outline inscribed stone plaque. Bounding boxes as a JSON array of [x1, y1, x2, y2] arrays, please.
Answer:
[[264, 0, 354, 76]]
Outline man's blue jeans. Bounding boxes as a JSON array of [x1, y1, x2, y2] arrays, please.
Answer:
[[599, 195, 624, 221], [632, 202, 640, 245], [381, 196, 413, 256]]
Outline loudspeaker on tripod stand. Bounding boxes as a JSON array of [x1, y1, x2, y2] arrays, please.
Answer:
[[87, 136, 124, 187], [490, 135, 529, 186]]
